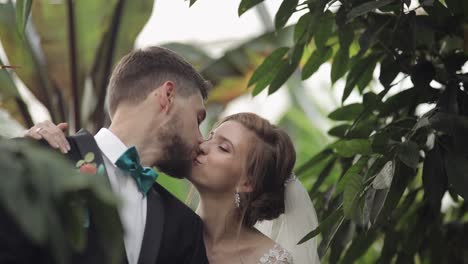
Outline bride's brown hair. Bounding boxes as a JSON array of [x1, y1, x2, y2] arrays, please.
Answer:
[[218, 112, 296, 227]]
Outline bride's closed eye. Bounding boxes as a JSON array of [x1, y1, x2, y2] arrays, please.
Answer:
[[218, 145, 229, 153]]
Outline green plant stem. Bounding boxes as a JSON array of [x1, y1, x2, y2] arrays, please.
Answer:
[[66, 0, 80, 131]]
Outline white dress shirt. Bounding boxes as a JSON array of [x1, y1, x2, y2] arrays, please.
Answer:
[[94, 128, 147, 264]]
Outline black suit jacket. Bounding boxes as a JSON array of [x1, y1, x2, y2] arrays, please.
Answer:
[[0, 130, 208, 264], [67, 129, 209, 264]]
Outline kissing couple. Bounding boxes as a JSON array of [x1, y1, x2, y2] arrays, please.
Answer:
[[23, 46, 320, 264]]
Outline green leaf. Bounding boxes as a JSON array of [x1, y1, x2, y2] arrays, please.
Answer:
[[338, 24, 354, 50], [252, 59, 288, 96], [328, 124, 351, 138], [422, 142, 447, 211], [156, 173, 189, 202], [0, 58, 20, 98], [84, 153, 95, 163], [189, 0, 197, 7], [329, 220, 355, 263], [332, 139, 372, 157], [90, 0, 154, 125], [363, 92, 379, 110], [341, 229, 379, 264], [346, 0, 396, 23], [445, 0, 464, 15], [314, 12, 334, 49], [248, 47, 289, 87], [429, 112, 468, 152], [268, 44, 304, 95], [331, 25, 354, 83], [379, 56, 400, 88], [357, 58, 378, 93], [289, 42, 305, 66], [374, 163, 415, 226], [342, 54, 380, 103], [31, 0, 119, 119], [268, 61, 296, 95], [0, 1, 57, 118], [310, 157, 338, 194], [379, 229, 399, 262], [298, 208, 344, 244], [337, 156, 369, 193], [343, 173, 363, 219], [360, 188, 375, 228], [372, 160, 394, 189], [331, 48, 349, 84], [301, 46, 333, 80], [328, 103, 363, 121], [379, 88, 417, 117], [444, 146, 468, 199], [274, 0, 298, 30], [358, 18, 390, 56], [295, 148, 334, 176], [75, 160, 85, 168], [15, 0, 32, 37], [63, 201, 87, 251], [397, 141, 420, 169], [294, 13, 312, 43], [369, 188, 390, 225], [238, 0, 264, 16]]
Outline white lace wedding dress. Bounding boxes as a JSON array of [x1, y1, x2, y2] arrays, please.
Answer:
[[258, 243, 293, 264]]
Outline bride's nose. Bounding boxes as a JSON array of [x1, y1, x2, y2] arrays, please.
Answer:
[[197, 140, 209, 155]]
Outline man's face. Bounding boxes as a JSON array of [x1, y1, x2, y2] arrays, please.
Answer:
[[155, 93, 206, 178]]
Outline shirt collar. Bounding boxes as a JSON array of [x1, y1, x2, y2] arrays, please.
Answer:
[[94, 128, 128, 164]]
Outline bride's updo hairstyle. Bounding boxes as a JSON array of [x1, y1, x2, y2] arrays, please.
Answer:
[[219, 112, 296, 227]]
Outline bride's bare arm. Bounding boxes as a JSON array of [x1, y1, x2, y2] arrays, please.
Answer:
[[24, 120, 70, 154]]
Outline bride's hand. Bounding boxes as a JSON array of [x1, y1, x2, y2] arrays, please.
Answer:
[[24, 120, 70, 154]]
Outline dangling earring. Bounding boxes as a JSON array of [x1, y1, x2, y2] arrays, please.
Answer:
[[234, 192, 240, 208]]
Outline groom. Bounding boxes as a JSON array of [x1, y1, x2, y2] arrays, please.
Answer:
[[23, 47, 211, 264]]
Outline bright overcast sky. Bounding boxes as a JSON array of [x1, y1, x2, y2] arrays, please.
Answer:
[[135, 0, 339, 126], [1, 0, 353, 134]]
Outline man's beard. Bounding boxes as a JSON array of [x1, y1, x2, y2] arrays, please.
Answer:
[[154, 123, 194, 179]]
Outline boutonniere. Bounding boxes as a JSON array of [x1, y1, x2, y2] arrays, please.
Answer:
[[75, 152, 104, 228], [76, 152, 105, 176]]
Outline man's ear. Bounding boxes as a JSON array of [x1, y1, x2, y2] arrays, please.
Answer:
[[157, 81, 175, 112]]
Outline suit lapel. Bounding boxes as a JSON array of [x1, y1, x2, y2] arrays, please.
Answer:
[[70, 128, 127, 263], [72, 129, 111, 186], [137, 184, 165, 264]]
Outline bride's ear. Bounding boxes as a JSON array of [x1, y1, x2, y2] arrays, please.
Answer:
[[237, 176, 253, 193]]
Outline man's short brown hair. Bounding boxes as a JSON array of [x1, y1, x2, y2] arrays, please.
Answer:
[[106, 46, 211, 116]]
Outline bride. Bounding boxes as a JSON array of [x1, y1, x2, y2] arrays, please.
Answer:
[[25, 112, 320, 264]]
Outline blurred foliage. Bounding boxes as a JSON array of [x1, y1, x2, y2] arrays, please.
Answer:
[[3, 0, 468, 262], [206, 0, 468, 263], [0, 0, 154, 132], [0, 139, 123, 264]]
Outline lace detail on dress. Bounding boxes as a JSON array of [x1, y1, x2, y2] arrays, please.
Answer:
[[258, 243, 293, 264]]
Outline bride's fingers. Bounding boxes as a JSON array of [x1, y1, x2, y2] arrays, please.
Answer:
[[56, 122, 71, 152], [24, 121, 70, 153], [43, 121, 70, 153], [24, 127, 43, 140], [57, 122, 69, 131]]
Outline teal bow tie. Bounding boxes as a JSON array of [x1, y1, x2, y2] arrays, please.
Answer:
[[115, 146, 158, 196]]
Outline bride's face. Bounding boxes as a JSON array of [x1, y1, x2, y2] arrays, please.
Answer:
[[190, 120, 254, 194]]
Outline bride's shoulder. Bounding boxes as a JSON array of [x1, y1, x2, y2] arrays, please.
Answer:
[[258, 243, 292, 264], [245, 229, 292, 264]]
